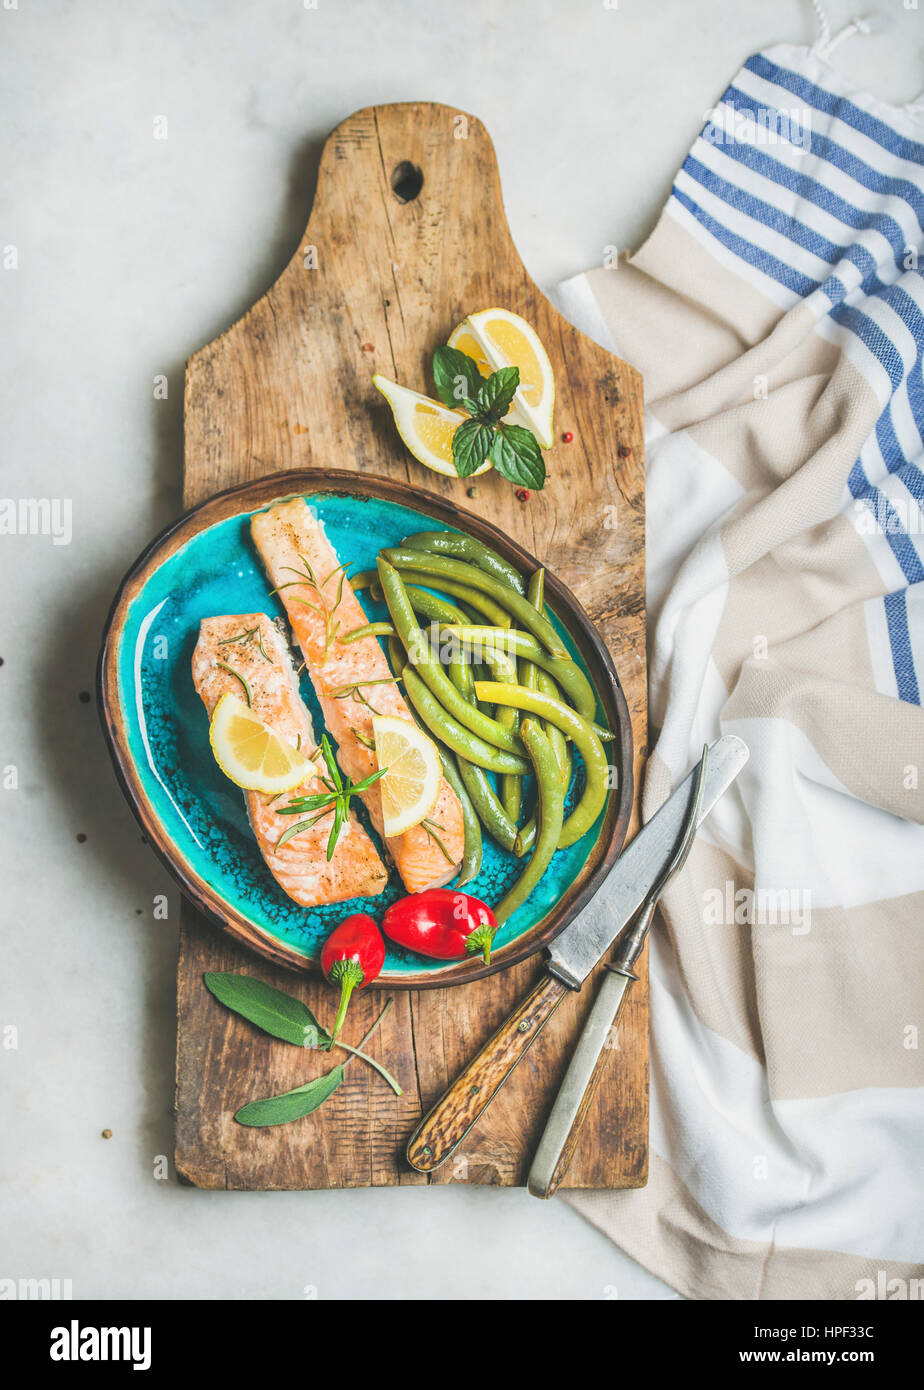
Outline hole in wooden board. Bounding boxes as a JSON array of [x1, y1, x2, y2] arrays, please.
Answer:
[[391, 161, 423, 203]]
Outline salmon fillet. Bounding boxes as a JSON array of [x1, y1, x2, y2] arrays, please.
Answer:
[[191, 613, 388, 908], [250, 500, 465, 892]]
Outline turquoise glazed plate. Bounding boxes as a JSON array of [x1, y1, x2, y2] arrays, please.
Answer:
[[99, 470, 633, 987]]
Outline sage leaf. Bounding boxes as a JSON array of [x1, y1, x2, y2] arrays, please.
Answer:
[[235, 1065, 345, 1127], [476, 365, 519, 423], [433, 346, 483, 409], [489, 423, 547, 489], [204, 972, 329, 1049], [451, 418, 495, 478]]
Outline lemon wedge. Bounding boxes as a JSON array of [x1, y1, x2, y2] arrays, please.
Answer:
[[448, 308, 555, 449], [371, 715, 443, 837], [209, 693, 310, 794], [373, 374, 493, 479]]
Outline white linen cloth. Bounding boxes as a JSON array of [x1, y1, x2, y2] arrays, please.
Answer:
[[553, 28, 924, 1299]]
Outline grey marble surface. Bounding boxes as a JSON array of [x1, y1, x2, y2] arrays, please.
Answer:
[[2, 0, 920, 1300]]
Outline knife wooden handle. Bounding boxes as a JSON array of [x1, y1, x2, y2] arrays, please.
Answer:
[[406, 974, 569, 1172]]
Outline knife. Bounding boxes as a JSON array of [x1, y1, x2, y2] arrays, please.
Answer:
[[527, 743, 709, 1199], [405, 733, 749, 1175]]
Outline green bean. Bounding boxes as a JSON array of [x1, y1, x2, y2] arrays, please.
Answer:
[[393, 568, 512, 629], [473, 681, 609, 847], [455, 757, 519, 853], [444, 636, 491, 717], [519, 570, 544, 692], [495, 651, 521, 825], [536, 668, 571, 783], [388, 634, 406, 677], [493, 720, 565, 924], [402, 668, 530, 775], [436, 747, 482, 887], [349, 570, 378, 591], [513, 817, 535, 858], [382, 548, 569, 659], [340, 621, 396, 644], [377, 560, 526, 756], [439, 626, 597, 720], [400, 530, 527, 595], [402, 585, 468, 626]]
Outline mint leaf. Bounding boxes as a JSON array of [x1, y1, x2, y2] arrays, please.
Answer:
[[489, 424, 546, 489], [452, 418, 495, 478], [433, 346, 484, 410], [476, 366, 519, 423], [204, 972, 329, 1048], [235, 1066, 345, 1127]]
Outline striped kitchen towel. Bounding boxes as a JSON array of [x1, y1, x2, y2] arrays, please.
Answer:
[[554, 21, 924, 1300]]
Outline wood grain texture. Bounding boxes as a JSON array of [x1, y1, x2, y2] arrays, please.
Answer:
[[175, 101, 647, 1190], [542, 979, 636, 1198], [407, 975, 569, 1171]]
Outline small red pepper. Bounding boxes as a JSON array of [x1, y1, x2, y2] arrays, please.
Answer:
[[382, 889, 498, 965], [321, 914, 385, 1043]]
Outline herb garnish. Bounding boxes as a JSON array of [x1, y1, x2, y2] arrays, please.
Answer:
[[216, 660, 253, 706], [217, 625, 271, 661], [272, 555, 350, 654], [432, 346, 546, 490], [203, 974, 401, 1125], [421, 817, 453, 863], [329, 675, 400, 715], [275, 733, 387, 860]]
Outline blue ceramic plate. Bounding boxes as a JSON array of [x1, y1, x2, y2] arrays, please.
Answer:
[[99, 471, 633, 986]]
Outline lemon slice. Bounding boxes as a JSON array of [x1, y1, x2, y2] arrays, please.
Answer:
[[448, 308, 555, 449], [209, 693, 310, 794], [371, 715, 442, 837], [373, 374, 493, 479]]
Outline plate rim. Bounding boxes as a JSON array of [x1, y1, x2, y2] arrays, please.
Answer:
[[98, 468, 634, 988]]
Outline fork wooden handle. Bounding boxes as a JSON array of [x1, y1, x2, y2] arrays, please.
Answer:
[[406, 974, 570, 1172]]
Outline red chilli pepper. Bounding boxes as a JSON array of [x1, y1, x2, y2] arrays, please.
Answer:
[[382, 889, 498, 965], [321, 914, 385, 1043]]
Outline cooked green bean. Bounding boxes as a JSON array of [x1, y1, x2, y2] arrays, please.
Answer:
[[495, 649, 521, 825], [473, 681, 609, 847], [382, 548, 569, 659], [393, 568, 512, 628], [349, 570, 378, 591], [400, 530, 527, 595], [436, 747, 482, 886], [455, 757, 519, 853], [340, 621, 396, 644], [402, 668, 530, 775], [493, 720, 565, 923], [377, 560, 526, 756], [439, 626, 597, 720], [388, 634, 406, 676], [536, 668, 571, 783], [402, 585, 468, 626]]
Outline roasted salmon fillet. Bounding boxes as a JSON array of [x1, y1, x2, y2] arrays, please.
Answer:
[[192, 613, 388, 907], [251, 501, 465, 891]]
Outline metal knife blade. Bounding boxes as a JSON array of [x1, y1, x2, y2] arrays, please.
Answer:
[[546, 734, 749, 990]]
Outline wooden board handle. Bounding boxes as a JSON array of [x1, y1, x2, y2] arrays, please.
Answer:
[[406, 974, 569, 1172]]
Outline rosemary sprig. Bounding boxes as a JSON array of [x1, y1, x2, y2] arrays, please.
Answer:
[[273, 556, 352, 654], [275, 734, 387, 860], [217, 625, 271, 661], [421, 817, 453, 863], [216, 661, 253, 706], [329, 676, 400, 715]]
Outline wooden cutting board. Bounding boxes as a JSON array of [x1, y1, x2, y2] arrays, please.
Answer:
[[174, 102, 646, 1190]]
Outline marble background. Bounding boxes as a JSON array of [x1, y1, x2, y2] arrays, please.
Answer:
[[2, 0, 921, 1300]]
